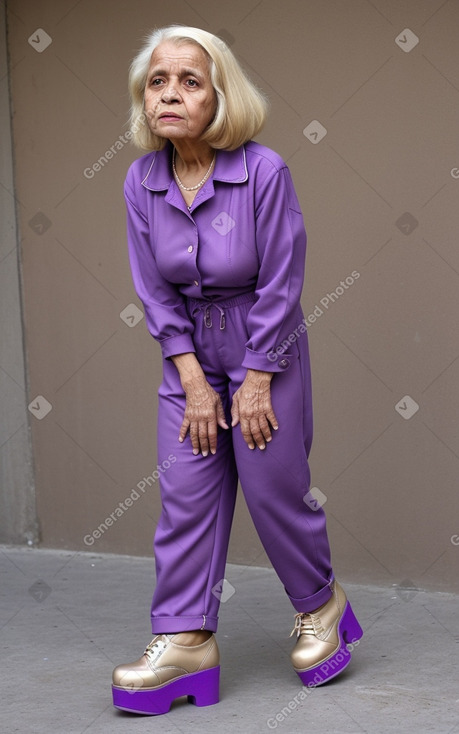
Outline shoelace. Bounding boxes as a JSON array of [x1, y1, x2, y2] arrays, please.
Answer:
[[290, 612, 324, 638], [144, 634, 174, 664]]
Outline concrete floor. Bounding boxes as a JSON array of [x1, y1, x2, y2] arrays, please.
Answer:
[[1, 545, 458, 734]]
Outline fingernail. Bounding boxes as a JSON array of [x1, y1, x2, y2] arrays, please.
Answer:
[[266, 437, 272, 442], [211, 449, 216, 455], [193, 449, 199, 455], [260, 444, 265, 450], [202, 451, 208, 457]]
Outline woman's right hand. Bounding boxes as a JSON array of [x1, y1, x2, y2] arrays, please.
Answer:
[[171, 353, 228, 456]]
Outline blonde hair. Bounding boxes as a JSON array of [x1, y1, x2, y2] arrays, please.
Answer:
[[128, 25, 269, 151]]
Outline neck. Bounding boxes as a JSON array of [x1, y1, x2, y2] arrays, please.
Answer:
[[171, 139, 214, 171]]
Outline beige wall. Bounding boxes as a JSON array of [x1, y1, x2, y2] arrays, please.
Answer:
[[0, 3, 37, 545], [4, 0, 459, 592]]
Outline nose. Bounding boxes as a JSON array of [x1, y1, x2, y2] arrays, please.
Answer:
[[161, 82, 180, 103]]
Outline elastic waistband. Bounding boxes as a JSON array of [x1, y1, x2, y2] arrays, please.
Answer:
[[187, 292, 256, 311], [188, 292, 256, 331]]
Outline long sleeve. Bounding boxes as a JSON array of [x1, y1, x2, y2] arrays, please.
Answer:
[[242, 164, 307, 373], [124, 173, 196, 360]]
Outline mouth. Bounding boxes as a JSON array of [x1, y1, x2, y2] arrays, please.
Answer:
[[159, 112, 182, 120]]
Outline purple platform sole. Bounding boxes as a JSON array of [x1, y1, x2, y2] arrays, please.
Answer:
[[295, 602, 363, 687], [112, 665, 220, 715]]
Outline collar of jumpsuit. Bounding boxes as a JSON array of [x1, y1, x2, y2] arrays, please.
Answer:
[[141, 141, 249, 209]]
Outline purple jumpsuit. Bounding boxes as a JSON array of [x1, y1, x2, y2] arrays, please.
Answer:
[[125, 140, 334, 634]]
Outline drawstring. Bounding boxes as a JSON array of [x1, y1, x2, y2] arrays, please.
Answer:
[[202, 302, 226, 330], [189, 292, 256, 330]]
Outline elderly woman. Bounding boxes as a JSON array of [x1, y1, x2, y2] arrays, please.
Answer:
[[112, 25, 362, 716]]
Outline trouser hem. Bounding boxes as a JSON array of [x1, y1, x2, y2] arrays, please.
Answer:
[[287, 575, 335, 614], [151, 615, 219, 634]]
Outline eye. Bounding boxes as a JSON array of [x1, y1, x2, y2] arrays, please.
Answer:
[[185, 78, 198, 87], [150, 78, 163, 86]]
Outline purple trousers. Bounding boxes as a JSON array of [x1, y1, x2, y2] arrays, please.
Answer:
[[151, 293, 334, 634]]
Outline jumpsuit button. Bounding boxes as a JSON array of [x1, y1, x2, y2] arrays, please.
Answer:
[[193, 280, 199, 287], [278, 358, 290, 369], [187, 246, 193, 253]]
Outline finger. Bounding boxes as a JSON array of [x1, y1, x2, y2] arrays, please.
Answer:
[[198, 421, 210, 457], [240, 417, 255, 449], [207, 419, 218, 455], [266, 406, 279, 431], [189, 422, 201, 455], [230, 395, 240, 427], [257, 414, 273, 444], [216, 398, 229, 431], [178, 417, 190, 443], [249, 418, 267, 450]]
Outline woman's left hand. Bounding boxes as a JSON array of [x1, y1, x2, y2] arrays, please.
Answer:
[[231, 369, 278, 450]]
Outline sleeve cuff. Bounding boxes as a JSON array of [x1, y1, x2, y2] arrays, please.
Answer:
[[160, 334, 196, 360], [242, 347, 292, 373]]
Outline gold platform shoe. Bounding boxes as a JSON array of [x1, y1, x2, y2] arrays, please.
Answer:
[[290, 581, 363, 686], [112, 632, 220, 715]]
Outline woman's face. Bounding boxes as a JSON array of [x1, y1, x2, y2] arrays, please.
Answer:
[[144, 41, 217, 144]]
